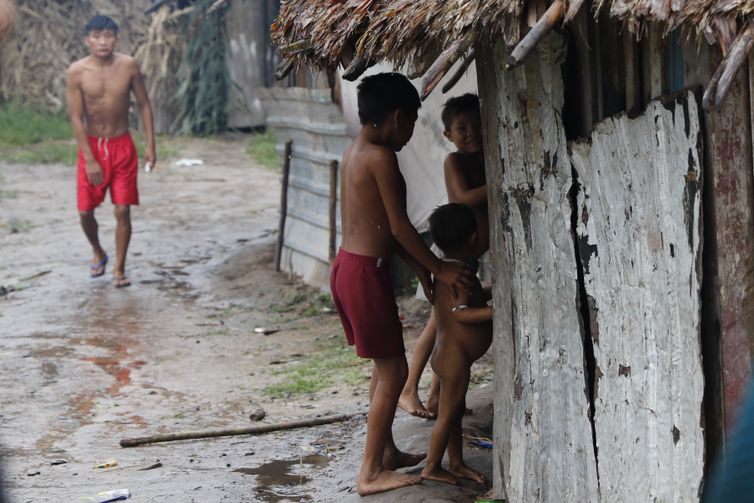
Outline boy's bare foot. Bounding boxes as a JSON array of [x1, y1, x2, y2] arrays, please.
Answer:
[[450, 462, 486, 484], [357, 470, 422, 496], [383, 448, 426, 470], [398, 391, 436, 419], [421, 465, 460, 485], [425, 393, 439, 416]]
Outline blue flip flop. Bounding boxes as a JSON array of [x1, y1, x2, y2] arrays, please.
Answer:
[[90, 255, 108, 278]]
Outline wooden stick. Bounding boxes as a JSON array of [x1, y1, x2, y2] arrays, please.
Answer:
[[421, 34, 475, 100], [275, 140, 293, 272], [715, 20, 754, 108], [703, 53, 728, 110], [441, 49, 476, 94], [328, 160, 339, 262], [342, 54, 371, 81], [120, 413, 360, 448], [408, 49, 440, 79], [506, 0, 564, 70], [280, 39, 313, 55], [275, 59, 295, 81]]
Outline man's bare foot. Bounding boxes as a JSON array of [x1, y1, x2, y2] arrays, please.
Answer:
[[357, 469, 422, 496], [421, 464, 460, 485], [89, 252, 108, 278], [398, 390, 436, 419], [383, 448, 426, 470], [449, 462, 486, 484]]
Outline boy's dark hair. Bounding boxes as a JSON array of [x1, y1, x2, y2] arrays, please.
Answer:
[[357, 73, 420, 125], [429, 203, 477, 255], [84, 15, 118, 35], [441, 93, 480, 131]]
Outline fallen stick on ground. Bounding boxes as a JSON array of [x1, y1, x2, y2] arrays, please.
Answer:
[[120, 413, 362, 448]]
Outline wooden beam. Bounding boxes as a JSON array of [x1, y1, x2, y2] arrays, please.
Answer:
[[420, 34, 475, 100], [275, 140, 293, 272], [274, 59, 295, 81], [342, 54, 371, 81], [279, 39, 313, 55], [441, 49, 476, 94], [715, 20, 754, 108], [506, 0, 564, 70], [328, 160, 339, 262]]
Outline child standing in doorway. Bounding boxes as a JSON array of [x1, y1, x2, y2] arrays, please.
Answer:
[[329, 73, 473, 496], [400, 93, 488, 419], [422, 202, 492, 485]]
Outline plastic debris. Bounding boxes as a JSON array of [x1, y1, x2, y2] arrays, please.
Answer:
[[253, 327, 279, 335], [144, 162, 153, 173], [93, 459, 118, 469], [81, 488, 131, 502], [174, 158, 204, 167]]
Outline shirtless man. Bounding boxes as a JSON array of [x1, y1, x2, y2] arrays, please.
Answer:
[[329, 73, 472, 495], [66, 15, 155, 287]]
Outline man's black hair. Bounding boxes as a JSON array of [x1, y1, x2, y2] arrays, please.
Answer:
[[429, 203, 477, 255], [84, 15, 118, 35], [441, 93, 480, 131], [357, 72, 420, 126]]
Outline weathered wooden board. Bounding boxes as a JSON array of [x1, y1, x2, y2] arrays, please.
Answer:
[[477, 35, 599, 502], [260, 87, 349, 288], [570, 92, 704, 502]]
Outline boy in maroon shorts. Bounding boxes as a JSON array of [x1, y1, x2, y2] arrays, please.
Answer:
[[66, 15, 155, 287], [330, 73, 472, 496]]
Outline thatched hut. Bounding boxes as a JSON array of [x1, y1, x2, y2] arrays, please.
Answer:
[[272, 0, 754, 500]]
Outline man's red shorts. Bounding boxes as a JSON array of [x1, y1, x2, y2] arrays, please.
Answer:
[[330, 249, 405, 359], [77, 132, 139, 212]]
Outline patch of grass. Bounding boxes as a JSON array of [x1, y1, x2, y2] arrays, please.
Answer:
[[270, 290, 308, 313], [0, 190, 18, 200], [0, 103, 72, 147], [262, 336, 368, 398], [301, 293, 335, 317], [246, 130, 280, 170], [1, 218, 35, 234], [4, 141, 78, 165]]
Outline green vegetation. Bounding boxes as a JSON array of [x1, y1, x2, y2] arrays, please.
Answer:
[[0, 103, 77, 164], [0, 103, 72, 146], [262, 336, 369, 398], [246, 130, 280, 170], [173, 0, 230, 135]]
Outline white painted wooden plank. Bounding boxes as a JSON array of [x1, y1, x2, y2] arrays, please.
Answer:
[[570, 91, 704, 502], [477, 35, 599, 503]]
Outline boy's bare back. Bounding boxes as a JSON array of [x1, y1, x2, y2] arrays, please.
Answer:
[[340, 137, 407, 259], [67, 53, 144, 138]]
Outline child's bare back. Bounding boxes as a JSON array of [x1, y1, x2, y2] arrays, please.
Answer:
[[432, 271, 492, 373]]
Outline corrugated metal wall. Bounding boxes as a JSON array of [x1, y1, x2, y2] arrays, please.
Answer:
[[259, 87, 350, 288]]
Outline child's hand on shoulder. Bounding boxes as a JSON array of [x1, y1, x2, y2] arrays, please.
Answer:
[[436, 261, 474, 298]]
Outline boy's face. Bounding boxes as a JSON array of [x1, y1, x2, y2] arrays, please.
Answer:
[[85, 29, 117, 59], [390, 108, 418, 151], [445, 111, 482, 154]]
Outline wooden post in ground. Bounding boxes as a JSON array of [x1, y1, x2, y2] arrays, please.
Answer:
[[328, 160, 338, 262], [275, 140, 293, 272]]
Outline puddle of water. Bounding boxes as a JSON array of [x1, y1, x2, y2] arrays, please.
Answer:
[[234, 454, 330, 502]]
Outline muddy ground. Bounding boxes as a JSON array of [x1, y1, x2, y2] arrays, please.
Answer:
[[0, 135, 494, 502]]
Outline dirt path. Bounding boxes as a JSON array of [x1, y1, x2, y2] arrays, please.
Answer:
[[0, 136, 493, 502]]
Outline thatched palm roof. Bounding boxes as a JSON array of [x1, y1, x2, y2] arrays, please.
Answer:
[[271, 0, 749, 106], [272, 0, 743, 72]]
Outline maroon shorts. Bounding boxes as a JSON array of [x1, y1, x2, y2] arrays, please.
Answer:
[[77, 132, 139, 212], [329, 249, 404, 359]]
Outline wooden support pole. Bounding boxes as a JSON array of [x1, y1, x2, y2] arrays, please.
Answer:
[[328, 160, 339, 262], [703, 55, 728, 110], [275, 140, 293, 272], [421, 34, 475, 100], [441, 49, 476, 94], [275, 59, 295, 81], [342, 54, 371, 81], [506, 0, 564, 70], [120, 413, 360, 447], [715, 20, 754, 108], [279, 39, 313, 55]]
